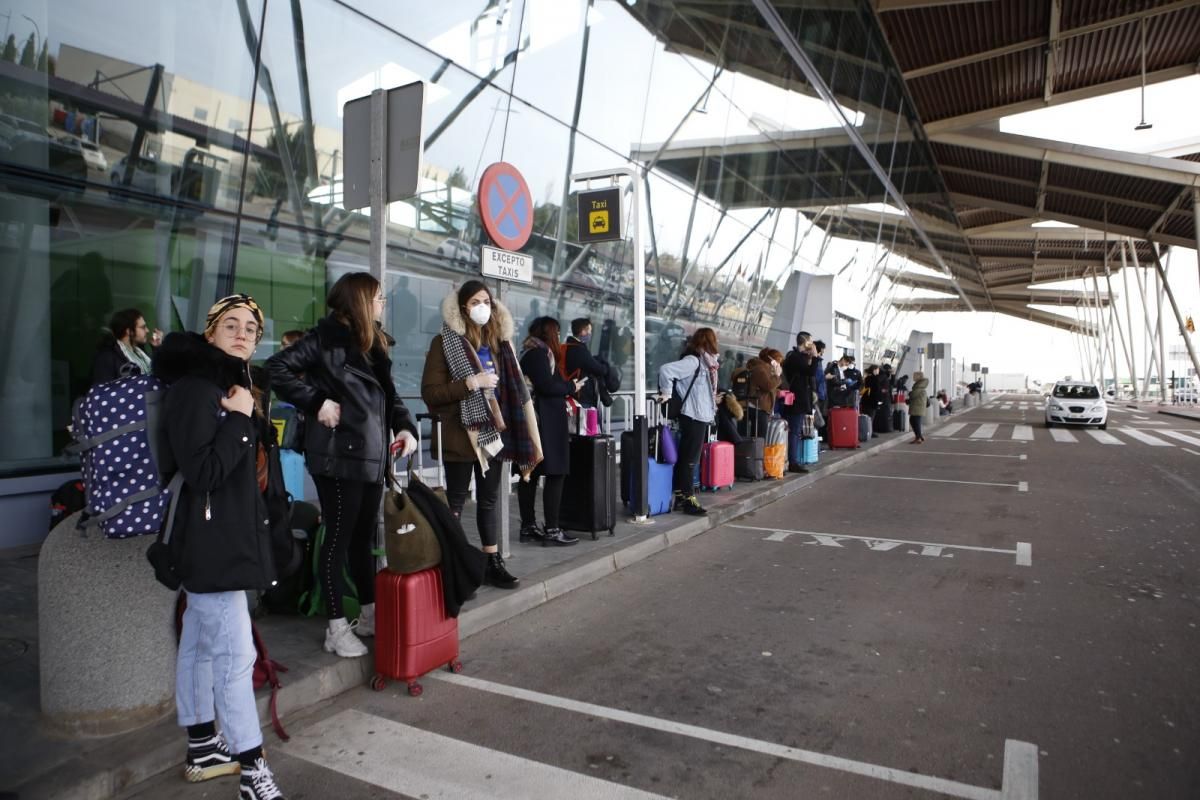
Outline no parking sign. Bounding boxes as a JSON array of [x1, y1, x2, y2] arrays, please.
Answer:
[[478, 162, 533, 252]]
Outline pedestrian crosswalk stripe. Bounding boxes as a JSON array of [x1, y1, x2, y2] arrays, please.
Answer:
[[1119, 428, 1172, 446], [1049, 429, 1077, 443], [280, 710, 672, 799], [1159, 430, 1200, 447], [933, 423, 967, 437], [971, 423, 999, 439], [1086, 430, 1124, 445], [1012, 425, 1034, 441]]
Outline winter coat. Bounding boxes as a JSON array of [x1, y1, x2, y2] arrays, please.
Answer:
[[743, 357, 780, 413], [520, 339, 576, 475], [782, 347, 818, 414], [266, 316, 416, 484], [91, 338, 144, 386], [421, 294, 518, 464], [908, 377, 930, 418], [562, 336, 616, 409], [153, 332, 283, 594]]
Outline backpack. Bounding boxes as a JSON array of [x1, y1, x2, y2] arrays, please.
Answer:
[[68, 374, 177, 538], [49, 479, 86, 532], [731, 367, 751, 403], [174, 592, 290, 741]]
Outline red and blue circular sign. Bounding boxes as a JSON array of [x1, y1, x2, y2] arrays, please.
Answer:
[[478, 162, 533, 252]]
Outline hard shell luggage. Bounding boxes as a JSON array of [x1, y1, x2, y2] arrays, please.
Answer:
[[874, 405, 893, 434], [764, 417, 787, 479], [801, 437, 819, 465], [858, 413, 873, 442], [619, 432, 674, 516], [735, 411, 766, 481], [279, 448, 306, 501], [371, 566, 462, 697], [829, 407, 859, 449], [893, 405, 908, 432], [699, 439, 735, 491], [561, 434, 617, 538]]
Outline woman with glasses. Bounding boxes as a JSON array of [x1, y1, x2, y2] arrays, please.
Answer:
[[267, 273, 417, 658]]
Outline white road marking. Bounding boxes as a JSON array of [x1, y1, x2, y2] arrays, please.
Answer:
[[1049, 429, 1077, 443], [281, 710, 671, 799], [910, 451, 1026, 459], [432, 672, 1028, 800], [1119, 428, 1173, 446], [1183, 449, 1200, 456], [839, 473, 1026, 491], [734, 525, 1032, 566], [1012, 425, 1034, 441], [1004, 740, 1040, 800], [933, 422, 967, 437], [1018, 481, 1029, 493], [1131, 415, 1150, 420], [1085, 430, 1124, 445], [971, 423, 999, 439], [1159, 430, 1200, 447]]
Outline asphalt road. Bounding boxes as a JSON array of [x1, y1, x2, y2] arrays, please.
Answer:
[[116, 396, 1200, 799]]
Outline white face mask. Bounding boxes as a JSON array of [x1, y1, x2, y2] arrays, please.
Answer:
[[468, 303, 491, 326]]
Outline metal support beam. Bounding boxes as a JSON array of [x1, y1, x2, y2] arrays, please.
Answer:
[[1151, 247, 1200, 389], [1044, 0, 1061, 104]]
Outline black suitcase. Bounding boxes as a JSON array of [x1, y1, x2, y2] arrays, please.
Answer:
[[893, 408, 907, 432], [561, 435, 617, 539], [874, 405, 893, 434], [619, 430, 637, 505], [734, 438, 765, 481]]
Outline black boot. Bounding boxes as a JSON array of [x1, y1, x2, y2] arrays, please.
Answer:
[[519, 522, 545, 543], [484, 552, 519, 589], [542, 527, 580, 547]]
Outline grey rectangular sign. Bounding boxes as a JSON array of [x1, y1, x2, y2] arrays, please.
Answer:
[[342, 82, 424, 210], [971, 362, 981, 372]]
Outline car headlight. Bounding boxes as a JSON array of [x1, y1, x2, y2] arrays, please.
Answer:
[[1049, 403, 1063, 411]]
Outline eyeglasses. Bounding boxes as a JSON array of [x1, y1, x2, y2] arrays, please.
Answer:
[[374, 295, 387, 304], [219, 321, 260, 338]]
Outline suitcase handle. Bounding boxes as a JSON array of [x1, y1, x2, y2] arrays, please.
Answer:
[[412, 413, 445, 489]]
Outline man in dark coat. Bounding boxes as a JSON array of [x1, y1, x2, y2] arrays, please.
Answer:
[[562, 317, 619, 412], [781, 331, 819, 473]]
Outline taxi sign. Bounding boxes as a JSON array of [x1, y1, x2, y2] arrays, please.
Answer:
[[577, 187, 622, 243], [478, 162, 533, 251]]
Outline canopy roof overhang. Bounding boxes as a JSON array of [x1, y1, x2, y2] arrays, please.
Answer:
[[622, 0, 1200, 335]]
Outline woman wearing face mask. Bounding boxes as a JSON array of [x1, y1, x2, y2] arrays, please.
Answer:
[[743, 347, 783, 438], [267, 272, 418, 659], [421, 281, 543, 587]]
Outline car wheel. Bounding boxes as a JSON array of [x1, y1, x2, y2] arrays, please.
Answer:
[[1044, 420, 1053, 428], [1099, 422, 1107, 430]]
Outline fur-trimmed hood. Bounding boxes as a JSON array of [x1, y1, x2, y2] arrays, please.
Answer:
[[440, 293, 515, 342], [152, 331, 250, 391]]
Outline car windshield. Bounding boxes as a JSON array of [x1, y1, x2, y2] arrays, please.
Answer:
[[1053, 385, 1100, 400]]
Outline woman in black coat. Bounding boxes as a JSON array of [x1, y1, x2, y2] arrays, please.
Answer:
[[518, 317, 585, 546], [266, 272, 417, 659]]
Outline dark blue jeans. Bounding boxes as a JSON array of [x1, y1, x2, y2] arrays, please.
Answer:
[[911, 415, 925, 440]]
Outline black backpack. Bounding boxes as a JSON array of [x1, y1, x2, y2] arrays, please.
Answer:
[[731, 367, 751, 403], [49, 479, 87, 531]]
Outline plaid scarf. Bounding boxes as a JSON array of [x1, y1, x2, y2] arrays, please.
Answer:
[[440, 324, 499, 453], [494, 340, 542, 478]]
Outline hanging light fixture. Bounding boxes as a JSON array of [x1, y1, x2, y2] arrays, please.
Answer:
[[1135, 16, 1153, 130]]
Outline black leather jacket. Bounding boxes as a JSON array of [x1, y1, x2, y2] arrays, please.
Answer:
[[266, 316, 416, 484]]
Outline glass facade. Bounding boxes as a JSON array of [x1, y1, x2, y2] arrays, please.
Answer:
[[1, 0, 949, 478]]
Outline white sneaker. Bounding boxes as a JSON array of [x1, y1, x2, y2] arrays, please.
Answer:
[[356, 603, 375, 637], [323, 617, 367, 658]]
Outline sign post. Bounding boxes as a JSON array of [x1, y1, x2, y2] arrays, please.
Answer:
[[476, 161, 537, 557], [572, 169, 648, 520]]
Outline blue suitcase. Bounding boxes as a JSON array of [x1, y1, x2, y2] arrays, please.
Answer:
[[280, 448, 306, 500], [802, 437, 819, 465]]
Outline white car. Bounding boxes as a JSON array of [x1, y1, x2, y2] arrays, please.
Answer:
[[1045, 382, 1107, 429], [436, 237, 479, 264]]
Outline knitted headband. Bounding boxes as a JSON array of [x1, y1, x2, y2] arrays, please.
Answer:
[[205, 294, 265, 343]]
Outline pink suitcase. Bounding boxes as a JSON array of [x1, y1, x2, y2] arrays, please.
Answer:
[[699, 440, 735, 491]]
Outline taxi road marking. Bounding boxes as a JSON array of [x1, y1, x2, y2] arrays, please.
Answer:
[[732, 525, 1032, 566]]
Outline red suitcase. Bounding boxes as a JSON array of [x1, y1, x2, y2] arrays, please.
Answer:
[[829, 407, 860, 449], [370, 567, 462, 696], [700, 440, 735, 491]]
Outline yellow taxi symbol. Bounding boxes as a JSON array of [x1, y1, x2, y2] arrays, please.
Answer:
[[588, 210, 609, 234]]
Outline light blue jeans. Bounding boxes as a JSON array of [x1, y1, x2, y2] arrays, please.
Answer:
[[176, 590, 261, 755]]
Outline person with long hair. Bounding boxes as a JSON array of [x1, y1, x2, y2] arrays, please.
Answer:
[[267, 272, 417, 658], [658, 327, 720, 515], [421, 280, 543, 588], [152, 294, 288, 800], [91, 307, 163, 385], [518, 317, 585, 546]]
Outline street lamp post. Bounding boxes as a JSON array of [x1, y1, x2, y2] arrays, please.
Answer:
[[20, 14, 39, 52]]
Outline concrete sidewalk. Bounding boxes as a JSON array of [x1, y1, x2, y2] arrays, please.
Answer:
[[4, 405, 976, 800]]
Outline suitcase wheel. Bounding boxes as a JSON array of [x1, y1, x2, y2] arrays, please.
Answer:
[[407, 681, 423, 697], [448, 659, 464, 674], [608, 527, 614, 537], [591, 530, 598, 541], [370, 674, 387, 692]]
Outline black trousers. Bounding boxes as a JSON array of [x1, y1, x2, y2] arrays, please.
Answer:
[[673, 415, 707, 494], [911, 414, 925, 439], [311, 476, 381, 620], [518, 465, 565, 529], [444, 456, 504, 549]]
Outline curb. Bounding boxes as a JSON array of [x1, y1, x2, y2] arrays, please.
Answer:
[[18, 405, 975, 800], [1156, 408, 1200, 423]]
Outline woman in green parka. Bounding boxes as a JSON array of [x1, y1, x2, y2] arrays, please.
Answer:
[[908, 371, 929, 444]]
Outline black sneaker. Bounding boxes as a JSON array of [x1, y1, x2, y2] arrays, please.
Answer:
[[518, 523, 545, 543], [677, 495, 708, 516], [239, 757, 285, 800], [184, 732, 239, 782], [485, 552, 520, 589], [542, 527, 580, 546]]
